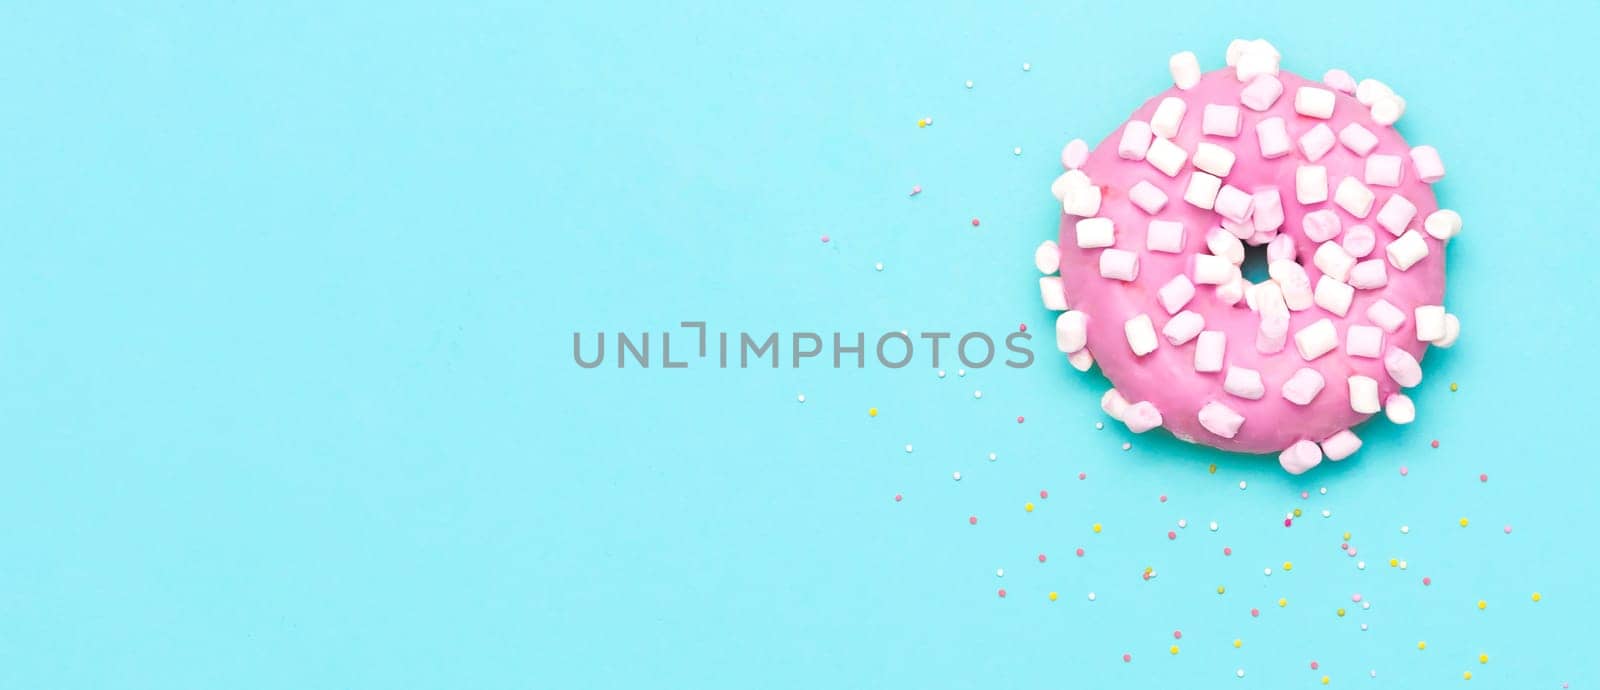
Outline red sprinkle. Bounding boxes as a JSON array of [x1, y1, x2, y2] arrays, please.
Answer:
[[1480, 473, 1488, 482], [1018, 323, 1027, 332], [969, 516, 978, 525], [1076, 548, 1085, 557], [1431, 440, 1440, 448], [894, 494, 902, 502], [971, 218, 980, 227], [1224, 547, 1233, 556], [1173, 630, 1182, 639], [1284, 518, 1293, 527], [1167, 531, 1177, 540], [1016, 416, 1025, 423], [1040, 489, 1049, 499], [1078, 472, 1087, 480], [1250, 608, 1259, 617], [1038, 553, 1047, 563], [997, 588, 1006, 598], [1423, 577, 1432, 586], [1123, 653, 1132, 663], [1311, 661, 1320, 670], [1159, 494, 1168, 503]]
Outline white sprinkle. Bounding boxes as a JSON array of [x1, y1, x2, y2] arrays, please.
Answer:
[[1209, 521, 1219, 531], [1178, 519, 1188, 528], [937, 369, 946, 378], [797, 393, 806, 403], [1401, 525, 1410, 534], [1362, 624, 1369, 632], [1239, 481, 1248, 490], [1121, 442, 1132, 451], [1013, 147, 1023, 156], [996, 568, 1004, 577], [1322, 510, 1331, 518], [958, 369, 966, 377], [965, 80, 974, 89], [1095, 422, 1104, 430], [1320, 487, 1327, 495], [1022, 62, 1031, 71], [1264, 568, 1272, 576], [952, 471, 962, 481], [1399, 560, 1408, 570], [1358, 561, 1366, 569], [973, 390, 983, 399], [904, 444, 914, 453], [988, 452, 997, 461], [1087, 592, 1096, 601], [874, 261, 883, 271], [1361, 601, 1371, 610], [1237, 669, 1246, 678]]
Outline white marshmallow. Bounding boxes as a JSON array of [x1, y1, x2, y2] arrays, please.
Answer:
[[1146, 136, 1188, 177], [1040, 276, 1067, 311], [1224, 366, 1265, 400], [1215, 276, 1247, 306], [1151, 97, 1187, 139], [1050, 172, 1078, 201], [1183, 171, 1222, 210], [1346, 324, 1384, 358], [1055, 310, 1088, 352], [1365, 154, 1405, 188], [1147, 220, 1185, 253], [1342, 224, 1376, 258], [1193, 142, 1237, 177], [1158, 274, 1196, 314], [1294, 318, 1338, 361], [1118, 121, 1154, 160], [1411, 145, 1446, 183], [1214, 186, 1254, 224], [1323, 69, 1357, 93], [1313, 241, 1356, 282], [1384, 348, 1422, 388], [1125, 313, 1158, 356], [1313, 276, 1355, 317], [1355, 78, 1394, 106], [1278, 440, 1323, 475], [1256, 309, 1288, 354], [1202, 104, 1241, 137], [1434, 313, 1460, 348], [1169, 51, 1202, 90], [1067, 349, 1094, 372], [1253, 189, 1284, 232], [1348, 375, 1380, 414], [1338, 122, 1379, 156], [1375, 194, 1418, 236], [1348, 259, 1389, 289], [1240, 75, 1283, 111], [1225, 39, 1249, 66], [1061, 138, 1089, 170], [1296, 165, 1328, 204], [1414, 305, 1446, 341], [1266, 234, 1296, 264], [1294, 87, 1336, 118], [1192, 253, 1236, 285], [1123, 401, 1164, 433], [1076, 217, 1115, 248], [1163, 310, 1205, 345], [1333, 177, 1374, 218], [1197, 400, 1245, 439], [1236, 47, 1280, 82], [1298, 123, 1336, 162], [1062, 183, 1102, 217], [1385, 393, 1416, 424], [1282, 367, 1326, 405], [1129, 180, 1169, 214], [1100, 388, 1130, 420], [1269, 260, 1313, 311], [1255, 117, 1292, 158], [1367, 299, 1407, 333], [1099, 248, 1139, 281], [1385, 230, 1430, 271], [1371, 94, 1406, 126], [1035, 240, 1060, 274], [1301, 209, 1342, 243], [1424, 209, 1462, 241], [1320, 429, 1362, 460], [1194, 330, 1225, 372], [1207, 227, 1245, 265]]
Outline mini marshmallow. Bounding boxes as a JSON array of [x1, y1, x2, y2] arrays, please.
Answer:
[[1376, 195, 1417, 236], [1368, 299, 1407, 333], [1385, 393, 1416, 424], [1169, 51, 1202, 90], [1279, 440, 1323, 475], [1424, 209, 1462, 241], [1067, 349, 1094, 372], [1333, 177, 1374, 218], [1193, 142, 1237, 177], [1282, 367, 1326, 405], [1118, 121, 1154, 160], [1314, 276, 1355, 317], [1215, 276, 1246, 306], [1342, 224, 1376, 258], [1198, 401, 1245, 439], [1384, 348, 1422, 388], [1355, 78, 1394, 106], [1414, 305, 1446, 341], [1256, 309, 1288, 354], [1298, 123, 1336, 162], [1207, 227, 1245, 265], [1147, 220, 1185, 253], [1055, 310, 1088, 352], [1269, 260, 1313, 310], [1194, 330, 1225, 372], [1123, 401, 1164, 433], [1240, 75, 1283, 111], [1223, 219, 1254, 239], [1386, 230, 1430, 271], [1151, 97, 1187, 139], [1101, 388, 1130, 420], [1320, 429, 1362, 461], [1301, 209, 1342, 243], [1063, 184, 1102, 216], [1050, 172, 1076, 201], [1202, 104, 1241, 137], [1035, 240, 1060, 274], [1348, 375, 1380, 414], [1129, 180, 1169, 214], [1365, 154, 1404, 187], [1294, 86, 1336, 118], [1294, 318, 1338, 361], [1040, 276, 1067, 311], [1346, 324, 1384, 358], [1348, 259, 1389, 289], [1267, 234, 1296, 264], [1296, 165, 1328, 204], [1434, 313, 1460, 348], [1323, 69, 1356, 94], [1255, 117, 1292, 158], [1193, 253, 1237, 285], [1371, 94, 1406, 126], [1235, 46, 1279, 82], [1224, 366, 1265, 400], [1061, 138, 1089, 170], [1183, 171, 1222, 210], [1214, 186, 1254, 224], [1099, 248, 1139, 281], [1313, 241, 1356, 282], [1146, 136, 1188, 177], [1225, 39, 1249, 66], [1254, 280, 1287, 317], [1158, 274, 1196, 314], [1163, 310, 1205, 345], [1125, 313, 1158, 356], [1338, 122, 1379, 156], [1410, 145, 1445, 183], [1076, 217, 1115, 248], [1252, 189, 1284, 232]]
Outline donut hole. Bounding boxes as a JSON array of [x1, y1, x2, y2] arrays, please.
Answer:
[[1239, 242, 1272, 284]]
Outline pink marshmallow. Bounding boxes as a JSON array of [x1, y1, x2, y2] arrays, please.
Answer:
[[1194, 330, 1226, 373], [1256, 310, 1288, 354], [1122, 401, 1164, 433], [1255, 117, 1292, 158], [1364, 154, 1404, 187], [1129, 180, 1169, 214], [1298, 123, 1336, 162], [1240, 75, 1283, 111], [1348, 259, 1388, 289], [1367, 299, 1407, 333], [1345, 324, 1384, 358], [1224, 366, 1266, 400], [1410, 145, 1445, 183], [1202, 104, 1241, 137], [1099, 248, 1139, 281], [1147, 220, 1185, 253], [1341, 224, 1376, 258], [1158, 274, 1196, 315], [1252, 189, 1284, 232], [1375, 194, 1418, 236], [1267, 234, 1296, 264], [1338, 122, 1378, 156], [1281, 367, 1326, 405], [1214, 185, 1254, 223], [1320, 429, 1362, 461], [1322, 69, 1357, 94], [1062, 139, 1089, 169], [1301, 209, 1342, 243], [1162, 310, 1205, 345], [1197, 401, 1245, 439], [1278, 440, 1323, 475], [1384, 348, 1423, 388], [1118, 121, 1153, 160]]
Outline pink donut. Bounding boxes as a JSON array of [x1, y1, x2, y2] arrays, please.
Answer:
[[1036, 42, 1461, 473]]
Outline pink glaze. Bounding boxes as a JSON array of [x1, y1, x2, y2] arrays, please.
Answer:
[[1056, 68, 1444, 454]]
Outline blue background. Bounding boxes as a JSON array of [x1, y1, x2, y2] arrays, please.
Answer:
[[1, 1, 1593, 687]]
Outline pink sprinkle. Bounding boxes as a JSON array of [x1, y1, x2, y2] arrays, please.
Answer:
[[1160, 495, 1168, 503], [969, 516, 978, 525], [1480, 473, 1488, 482], [1504, 525, 1513, 534], [1078, 472, 1087, 480], [1076, 548, 1085, 557], [1173, 630, 1183, 639], [1351, 593, 1363, 603], [1123, 653, 1132, 663], [971, 218, 981, 227], [1167, 531, 1177, 540], [1018, 323, 1027, 333], [1250, 608, 1259, 617], [1423, 577, 1432, 586], [820, 234, 830, 243], [910, 185, 922, 196], [1431, 439, 1440, 448], [1347, 547, 1357, 557], [1341, 543, 1349, 550], [1038, 553, 1047, 563], [1016, 416, 1025, 424], [1142, 571, 1151, 581], [997, 588, 1006, 598], [1400, 466, 1409, 476], [894, 493, 902, 502], [1301, 491, 1309, 499], [1284, 518, 1292, 527], [1039, 489, 1049, 499], [1224, 547, 1233, 556], [1311, 661, 1320, 671]]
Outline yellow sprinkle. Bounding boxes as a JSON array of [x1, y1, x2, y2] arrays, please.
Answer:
[[1533, 592, 1543, 602], [1233, 639, 1242, 648], [1217, 585, 1225, 595], [1477, 600, 1487, 610], [1278, 598, 1287, 607], [1024, 502, 1035, 513], [1479, 653, 1488, 664], [1208, 463, 1217, 474], [1048, 591, 1058, 601], [1460, 518, 1469, 527], [1170, 645, 1179, 655], [1283, 561, 1293, 571], [1342, 531, 1351, 540], [1293, 508, 1303, 518], [1464, 671, 1472, 680], [1092, 523, 1102, 533], [1390, 558, 1399, 567], [1336, 608, 1345, 617], [1321, 676, 1329, 685], [868, 407, 878, 417], [1451, 382, 1459, 392], [1418, 641, 1427, 650]]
